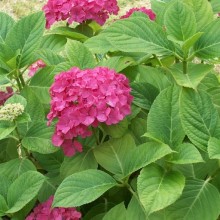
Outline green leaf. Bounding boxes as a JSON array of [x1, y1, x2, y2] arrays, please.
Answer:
[[60, 149, 98, 178], [198, 72, 220, 91], [5, 94, 27, 108], [138, 164, 185, 215], [169, 143, 204, 164], [50, 26, 89, 42], [21, 87, 45, 122], [33, 150, 64, 173], [131, 82, 159, 110], [121, 142, 173, 178], [0, 176, 11, 199], [101, 118, 128, 138], [147, 85, 185, 147], [194, 19, 220, 59], [97, 56, 134, 72], [184, 0, 214, 31], [22, 122, 58, 154], [0, 158, 36, 181], [66, 40, 95, 69], [5, 12, 45, 68], [164, 1, 196, 41], [0, 121, 16, 140], [208, 137, 220, 159], [29, 67, 55, 104], [40, 34, 67, 52], [207, 87, 220, 115], [94, 134, 136, 175], [165, 179, 220, 220], [126, 196, 146, 220], [182, 32, 203, 52], [168, 63, 213, 89], [103, 203, 126, 220], [85, 17, 175, 55], [180, 88, 219, 150], [53, 169, 117, 207], [7, 171, 45, 213], [210, 0, 220, 13], [35, 49, 65, 66], [0, 194, 8, 216]]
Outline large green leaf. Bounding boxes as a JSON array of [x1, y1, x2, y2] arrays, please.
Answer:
[[60, 149, 97, 178], [169, 143, 204, 164], [0, 121, 16, 140], [85, 17, 175, 55], [210, 0, 220, 13], [5, 12, 45, 68], [29, 67, 55, 104], [22, 122, 58, 154], [0, 176, 11, 199], [103, 203, 127, 220], [137, 164, 185, 215], [0, 158, 36, 181], [194, 19, 220, 59], [207, 87, 220, 115], [164, 1, 196, 41], [53, 169, 117, 207], [120, 142, 172, 178], [180, 88, 219, 150], [131, 82, 159, 110], [66, 40, 95, 69], [208, 137, 220, 159], [0, 194, 8, 216], [7, 171, 45, 213], [184, 0, 214, 31], [147, 86, 185, 147], [168, 63, 213, 89], [21, 87, 45, 122], [0, 12, 15, 42], [94, 134, 136, 175], [164, 179, 220, 220]]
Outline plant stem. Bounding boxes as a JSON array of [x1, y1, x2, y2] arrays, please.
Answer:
[[18, 74, 25, 87], [15, 78, 22, 91], [153, 54, 163, 66], [183, 60, 188, 74]]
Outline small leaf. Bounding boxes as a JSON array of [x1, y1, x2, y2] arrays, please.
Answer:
[[137, 164, 185, 215], [53, 169, 117, 207], [0, 121, 16, 140], [7, 171, 45, 213], [0, 194, 8, 216], [22, 122, 58, 154], [5, 94, 27, 108], [208, 137, 220, 159], [169, 143, 204, 164]]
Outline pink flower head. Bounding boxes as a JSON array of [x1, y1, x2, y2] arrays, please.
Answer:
[[28, 60, 46, 77], [0, 87, 13, 106], [26, 196, 81, 220], [42, 0, 119, 28], [47, 67, 133, 156], [120, 7, 156, 20]]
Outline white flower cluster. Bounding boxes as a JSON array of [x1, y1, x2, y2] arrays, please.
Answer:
[[0, 103, 24, 121]]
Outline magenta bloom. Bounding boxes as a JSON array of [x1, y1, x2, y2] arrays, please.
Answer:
[[28, 60, 46, 77], [120, 7, 156, 20], [42, 0, 119, 28], [47, 67, 133, 156], [26, 196, 81, 220], [0, 87, 13, 106]]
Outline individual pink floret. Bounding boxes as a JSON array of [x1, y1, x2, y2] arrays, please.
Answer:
[[120, 7, 156, 20], [28, 60, 46, 77], [42, 0, 119, 28], [0, 87, 13, 106], [26, 196, 81, 220], [47, 67, 133, 156]]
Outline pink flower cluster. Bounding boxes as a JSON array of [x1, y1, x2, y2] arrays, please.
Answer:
[[42, 0, 119, 29], [26, 196, 81, 220], [28, 60, 46, 77], [120, 7, 156, 20], [0, 87, 13, 106], [47, 67, 133, 156]]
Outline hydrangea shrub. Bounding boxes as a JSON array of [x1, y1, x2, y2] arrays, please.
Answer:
[[0, 0, 220, 219]]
